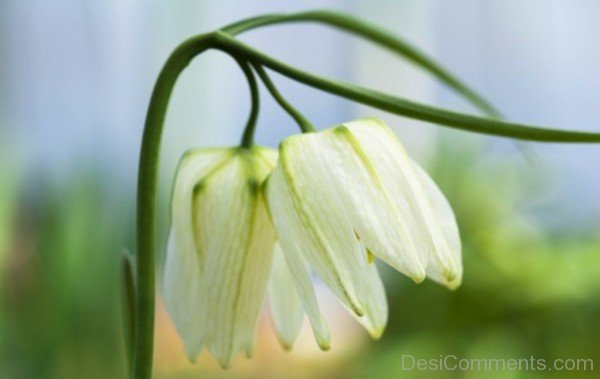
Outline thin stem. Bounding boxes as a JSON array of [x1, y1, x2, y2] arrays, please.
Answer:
[[214, 32, 600, 143], [134, 32, 217, 379], [121, 250, 136, 372], [235, 59, 260, 148], [222, 10, 502, 118], [252, 64, 315, 133]]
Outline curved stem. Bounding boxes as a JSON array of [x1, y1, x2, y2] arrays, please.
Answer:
[[121, 250, 136, 372], [222, 10, 502, 118], [252, 64, 315, 133], [236, 58, 260, 147], [134, 32, 217, 379], [214, 32, 600, 143]]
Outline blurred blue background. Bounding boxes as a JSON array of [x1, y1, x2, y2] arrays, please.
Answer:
[[1, 1, 599, 378]]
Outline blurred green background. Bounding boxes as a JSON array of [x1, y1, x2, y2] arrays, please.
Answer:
[[1, 1, 599, 378]]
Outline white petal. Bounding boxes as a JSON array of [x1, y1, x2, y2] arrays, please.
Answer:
[[342, 119, 460, 284], [267, 243, 305, 350], [411, 160, 462, 289], [320, 124, 429, 282], [169, 148, 234, 272], [268, 139, 388, 340], [266, 165, 331, 350], [163, 148, 233, 358], [163, 231, 204, 358], [196, 151, 276, 367], [348, 242, 388, 339]]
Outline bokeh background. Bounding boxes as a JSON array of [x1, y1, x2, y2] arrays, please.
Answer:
[[1, 1, 599, 378]]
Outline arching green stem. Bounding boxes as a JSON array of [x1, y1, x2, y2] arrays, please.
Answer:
[[222, 10, 502, 118], [214, 32, 600, 143], [235, 58, 260, 148], [252, 64, 315, 133], [121, 250, 136, 372]]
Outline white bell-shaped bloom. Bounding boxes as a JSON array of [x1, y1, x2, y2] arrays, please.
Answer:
[[162, 146, 278, 368], [265, 118, 462, 349]]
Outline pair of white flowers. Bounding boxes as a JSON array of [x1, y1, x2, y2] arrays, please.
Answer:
[[162, 118, 462, 368]]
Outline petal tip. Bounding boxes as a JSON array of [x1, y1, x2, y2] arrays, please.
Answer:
[[369, 326, 386, 340], [183, 343, 202, 365], [445, 278, 462, 291], [318, 340, 331, 351], [353, 305, 366, 317], [411, 272, 427, 284], [442, 268, 462, 290], [346, 297, 366, 317], [279, 340, 294, 351], [443, 266, 460, 281], [185, 352, 199, 365], [216, 354, 234, 370], [219, 361, 232, 370]]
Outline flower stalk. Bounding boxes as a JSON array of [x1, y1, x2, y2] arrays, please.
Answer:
[[252, 64, 315, 133], [236, 58, 260, 148]]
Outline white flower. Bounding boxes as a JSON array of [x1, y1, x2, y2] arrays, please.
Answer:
[[162, 146, 278, 368], [265, 118, 462, 349], [163, 118, 462, 366]]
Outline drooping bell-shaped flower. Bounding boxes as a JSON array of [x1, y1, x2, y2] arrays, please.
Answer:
[[265, 118, 462, 349], [162, 146, 278, 368]]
